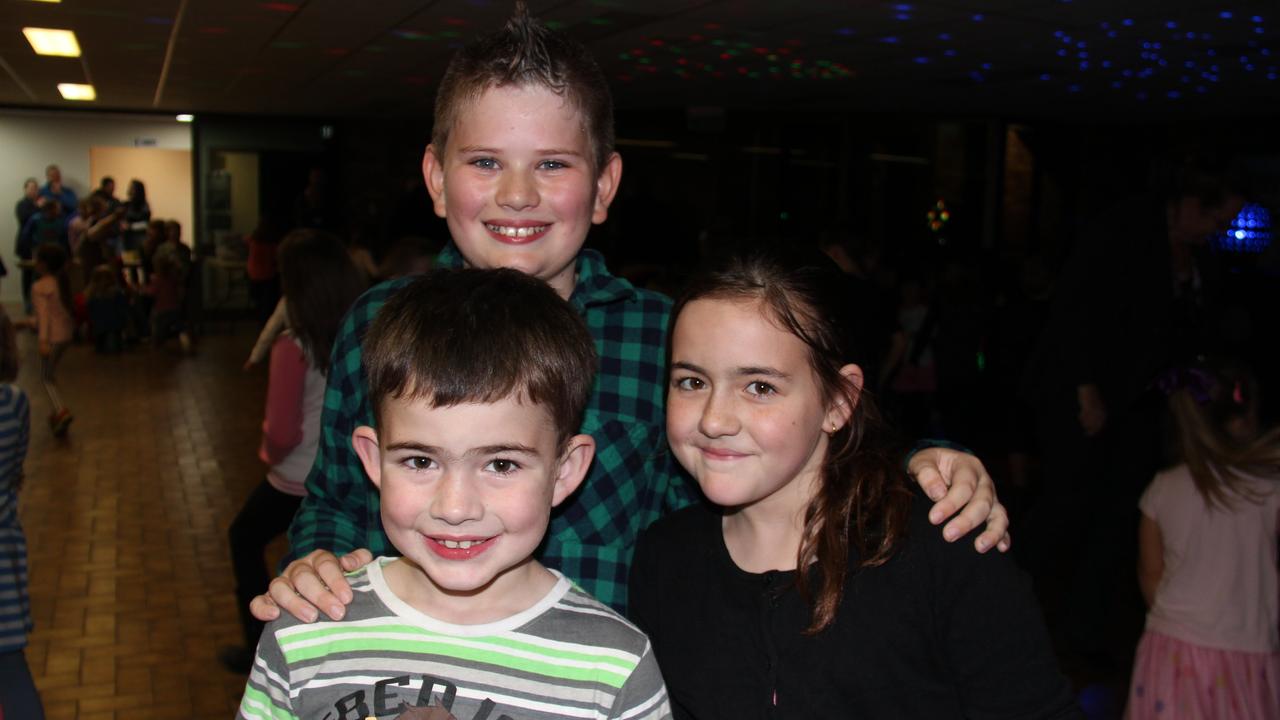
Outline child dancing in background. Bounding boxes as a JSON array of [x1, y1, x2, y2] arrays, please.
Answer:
[[0, 310, 44, 719], [1126, 361, 1280, 719], [221, 230, 367, 673], [31, 244, 74, 435]]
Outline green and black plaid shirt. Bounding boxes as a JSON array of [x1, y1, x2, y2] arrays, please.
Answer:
[[286, 246, 698, 612]]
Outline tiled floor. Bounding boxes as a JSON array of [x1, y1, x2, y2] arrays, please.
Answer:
[[14, 315, 277, 719]]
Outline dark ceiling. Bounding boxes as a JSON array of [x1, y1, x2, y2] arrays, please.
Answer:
[[1, 0, 1277, 118]]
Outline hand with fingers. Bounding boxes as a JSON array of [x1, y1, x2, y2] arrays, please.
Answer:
[[249, 548, 375, 623], [908, 447, 1011, 554]]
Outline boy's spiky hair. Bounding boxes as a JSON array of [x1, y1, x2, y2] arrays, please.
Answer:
[[431, 1, 615, 173], [364, 267, 598, 446]]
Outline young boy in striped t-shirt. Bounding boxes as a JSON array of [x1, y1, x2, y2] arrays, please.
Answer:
[[237, 269, 670, 720]]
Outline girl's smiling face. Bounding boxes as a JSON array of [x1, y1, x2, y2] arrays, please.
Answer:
[[667, 298, 849, 518]]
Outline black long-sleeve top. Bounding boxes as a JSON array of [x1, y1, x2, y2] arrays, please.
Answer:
[[630, 491, 1082, 720]]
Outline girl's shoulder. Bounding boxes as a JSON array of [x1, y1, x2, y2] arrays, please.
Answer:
[[640, 501, 719, 545]]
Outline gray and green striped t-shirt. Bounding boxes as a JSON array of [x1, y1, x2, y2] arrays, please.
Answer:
[[238, 558, 671, 720]]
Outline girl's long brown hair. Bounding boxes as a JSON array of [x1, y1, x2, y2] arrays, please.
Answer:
[[277, 229, 368, 374], [673, 251, 912, 634], [1167, 361, 1280, 509]]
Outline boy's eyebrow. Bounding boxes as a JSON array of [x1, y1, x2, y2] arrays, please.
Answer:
[[383, 441, 540, 457], [453, 145, 584, 158]]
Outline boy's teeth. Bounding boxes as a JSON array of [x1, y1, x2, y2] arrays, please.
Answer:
[[441, 539, 480, 549], [487, 224, 547, 238]]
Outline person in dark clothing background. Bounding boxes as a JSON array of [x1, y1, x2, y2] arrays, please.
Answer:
[[1019, 152, 1247, 671]]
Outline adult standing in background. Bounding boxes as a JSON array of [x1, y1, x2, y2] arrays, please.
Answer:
[[38, 165, 75, 212], [121, 180, 151, 253], [1020, 152, 1247, 667], [90, 177, 120, 214], [12, 180, 39, 308]]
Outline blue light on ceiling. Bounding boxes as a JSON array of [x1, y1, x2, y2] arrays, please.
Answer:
[[1219, 11, 1233, 20], [1122, 18, 1134, 27], [1214, 204, 1272, 254]]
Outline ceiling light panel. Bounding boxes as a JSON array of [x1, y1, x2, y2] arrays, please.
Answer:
[[23, 27, 81, 57], [57, 83, 95, 100]]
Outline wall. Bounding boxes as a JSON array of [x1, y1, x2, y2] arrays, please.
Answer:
[[89, 146, 194, 242], [0, 111, 192, 303]]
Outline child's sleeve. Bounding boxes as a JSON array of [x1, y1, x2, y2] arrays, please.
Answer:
[[236, 624, 298, 720], [32, 284, 51, 343], [248, 298, 289, 366], [932, 518, 1083, 719], [607, 642, 672, 720], [260, 335, 307, 466], [1138, 471, 1167, 520]]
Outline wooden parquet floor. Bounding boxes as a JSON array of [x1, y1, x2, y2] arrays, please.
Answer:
[[13, 315, 275, 719]]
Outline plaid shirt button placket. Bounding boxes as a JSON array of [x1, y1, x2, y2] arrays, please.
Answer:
[[287, 246, 697, 612]]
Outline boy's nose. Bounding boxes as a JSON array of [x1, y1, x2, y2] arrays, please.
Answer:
[[431, 472, 484, 524], [697, 392, 739, 438], [496, 168, 539, 211]]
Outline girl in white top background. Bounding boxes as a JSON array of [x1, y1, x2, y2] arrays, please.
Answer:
[[1126, 361, 1280, 719]]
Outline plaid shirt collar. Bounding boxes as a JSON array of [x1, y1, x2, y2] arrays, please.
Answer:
[[435, 244, 637, 311]]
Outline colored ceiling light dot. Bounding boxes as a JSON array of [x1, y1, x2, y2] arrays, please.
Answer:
[[971, 14, 984, 22], [1039, 73, 1051, 80], [1219, 11, 1233, 19], [1122, 18, 1135, 26]]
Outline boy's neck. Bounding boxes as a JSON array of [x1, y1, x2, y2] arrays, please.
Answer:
[[381, 556, 560, 625]]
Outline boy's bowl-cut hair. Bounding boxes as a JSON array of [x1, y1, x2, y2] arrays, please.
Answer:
[[365, 268, 597, 445], [431, 2, 614, 174]]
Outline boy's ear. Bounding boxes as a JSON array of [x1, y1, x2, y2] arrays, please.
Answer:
[[824, 364, 864, 434], [351, 426, 384, 488], [551, 434, 595, 507], [590, 152, 623, 225], [422, 144, 448, 219]]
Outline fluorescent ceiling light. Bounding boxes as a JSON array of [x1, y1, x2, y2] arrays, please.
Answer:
[[57, 83, 95, 101], [23, 27, 81, 57], [176, 114, 194, 123], [29, 0, 63, 4]]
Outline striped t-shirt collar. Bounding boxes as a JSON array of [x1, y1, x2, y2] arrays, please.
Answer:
[[363, 556, 573, 637]]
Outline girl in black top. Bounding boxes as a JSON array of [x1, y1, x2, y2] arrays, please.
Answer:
[[630, 252, 1081, 719]]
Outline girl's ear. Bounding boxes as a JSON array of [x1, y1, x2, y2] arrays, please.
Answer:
[[351, 426, 383, 489], [824, 364, 864, 434], [551, 434, 596, 507]]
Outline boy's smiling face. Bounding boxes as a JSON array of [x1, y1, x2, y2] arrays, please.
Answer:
[[422, 84, 622, 300], [352, 394, 593, 623]]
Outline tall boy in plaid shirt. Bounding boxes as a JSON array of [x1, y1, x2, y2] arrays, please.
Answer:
[[250, 6, 1008, 632]]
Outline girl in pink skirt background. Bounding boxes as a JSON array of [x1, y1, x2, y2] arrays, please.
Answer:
[[1126, 361, 1279, 719]]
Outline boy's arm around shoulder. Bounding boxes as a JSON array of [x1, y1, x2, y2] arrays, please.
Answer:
[[917, 496, 1083, 719]]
